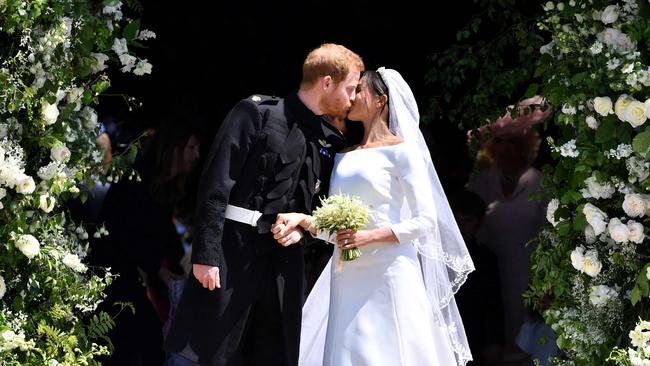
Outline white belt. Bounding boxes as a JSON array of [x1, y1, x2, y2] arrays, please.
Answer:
[[225, 204, 262, 227]]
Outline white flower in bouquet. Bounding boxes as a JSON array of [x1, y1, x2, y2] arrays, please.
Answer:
[[584, 203, 609, 235], [624, 193, 648, 217], [647, 267, 650, 281], [41, 101, 59, 125], [546, 198, 562, 226], [38, 194, 56, 213], [608, 144, 634, 159], [594, 96, 614, 116], [589, 284, 616, 306], [80, 106, 98, 130], [645, 98, 650, 118], [629, 327, 650, 349], [62, 253, 87, 273], [608, 218, 630, 243], [133, 59, 152, 76], [583, 176, 615, 199], [627, 156, 650, 182], [15, 174, 35, 195], [540, 41, 555, 55], [90, 52, 108, 73], [585, 224, 597, 244], [627, 220, 645, 243], [590, 41, 604, 55], [112, 37, 128, 55], [601, 5, 619, 24], [562, 103, 577, 115], [625, 100, 648, 127], [312, 193, 370, 261], [560, 139, 579, 157], [136, 29, 156, 41], [15, 234, 40, 259], [571, 246, 585, 271], [616, 94, 634, 121], [50, 144, 71, 163], [582, 249, 603, 277], [607, 58, 622, 70], [0, 274, 6, 299], [586, 115, 600, 129], [119, 53, 137, 72]]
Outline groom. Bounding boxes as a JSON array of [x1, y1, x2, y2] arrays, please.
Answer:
[[164, 44, 364, 366]]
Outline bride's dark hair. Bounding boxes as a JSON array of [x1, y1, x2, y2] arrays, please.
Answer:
[[362, 70, 388, 98]]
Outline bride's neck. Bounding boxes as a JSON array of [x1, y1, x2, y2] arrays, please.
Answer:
[[360, 116, 392, 145]]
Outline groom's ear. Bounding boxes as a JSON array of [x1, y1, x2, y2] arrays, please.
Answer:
[[321, 75, 333, 91]]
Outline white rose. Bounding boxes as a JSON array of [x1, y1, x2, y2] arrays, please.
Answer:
[[593, 97, 613, 116], [50, 145, 71, 163], [0, 274, 5, 299], [646, 267, 650, 281], [609, 218, 630, 243], [62, 253, 87, 273], [645, 99, 650, 118], [601, 5, 619, 24], [628, 221, 645, 244], [41, 101, 59, 125], [571, 246, 585, 271], [625, 101, 648, 127], [38, 194, 56, 213], [583, 203, 608, 235], [615, 94, 633, 122], [546, 198, 561, 226], [585, 224, 597, 244], [15, 234, 40, 259], [15, 174, 35, 195], [624, 194, 647, 217], [585, 115, 600, 129], [582, 250, 602, 277]]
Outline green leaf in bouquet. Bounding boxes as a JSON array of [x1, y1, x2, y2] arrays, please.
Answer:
[[633, 130, 650, 158], [123, 20, 141, 41], [595, 119, 616, 144]]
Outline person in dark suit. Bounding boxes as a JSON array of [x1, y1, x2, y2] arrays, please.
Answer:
[[164, 43, 364, 366]]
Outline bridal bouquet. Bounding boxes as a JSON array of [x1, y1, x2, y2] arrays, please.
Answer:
[[312, 194, 370, 261]]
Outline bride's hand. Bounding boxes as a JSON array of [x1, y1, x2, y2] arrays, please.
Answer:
[[336, 229, 373, 249], [336, 227, 398, 248]]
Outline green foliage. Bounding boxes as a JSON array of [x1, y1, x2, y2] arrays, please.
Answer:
[[0, 0, 154, 363], [432, 0, 650, 364]]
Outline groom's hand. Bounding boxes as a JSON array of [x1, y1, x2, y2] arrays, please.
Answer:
[[272, 223, 304, 246], [193, 264, 221, 290]]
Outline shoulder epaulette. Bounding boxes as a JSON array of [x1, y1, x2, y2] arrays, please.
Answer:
[[248, 94, 280, 105]]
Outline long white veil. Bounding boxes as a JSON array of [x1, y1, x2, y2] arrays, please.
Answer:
[[299, 68, 475, 366]]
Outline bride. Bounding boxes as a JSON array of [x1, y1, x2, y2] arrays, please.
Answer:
[[273, 68, 474, 366]]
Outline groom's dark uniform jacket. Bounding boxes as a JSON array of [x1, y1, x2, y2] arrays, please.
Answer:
[[165, 92, 344, 366]]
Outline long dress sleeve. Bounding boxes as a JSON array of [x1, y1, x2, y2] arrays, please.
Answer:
[[191, 100, 264, 267], [389, 145, 437, 244]]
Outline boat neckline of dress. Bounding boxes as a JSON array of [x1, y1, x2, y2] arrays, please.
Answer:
[[336, 142, 405, 155]]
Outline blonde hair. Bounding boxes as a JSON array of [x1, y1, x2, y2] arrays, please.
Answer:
[[301, 43, 364, 87]]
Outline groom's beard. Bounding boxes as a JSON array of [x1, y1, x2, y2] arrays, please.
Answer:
[[320, 93, 351, 118]]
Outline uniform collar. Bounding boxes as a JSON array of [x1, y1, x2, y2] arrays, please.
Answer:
[[284, 92, 345, 149]]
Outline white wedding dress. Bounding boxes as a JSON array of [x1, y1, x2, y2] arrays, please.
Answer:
[[299, 142, 458, 366]]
